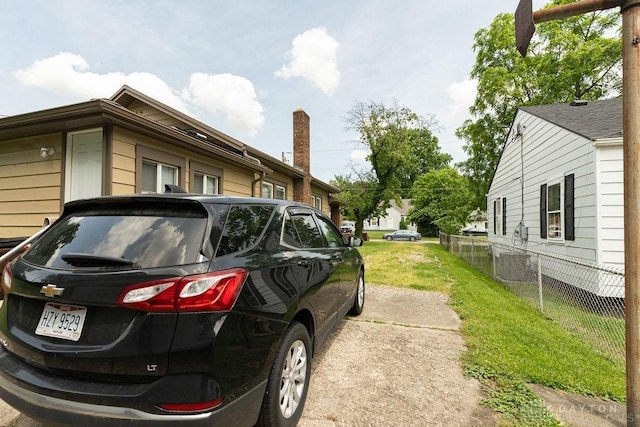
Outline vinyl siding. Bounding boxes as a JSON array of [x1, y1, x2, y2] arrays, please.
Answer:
[[0, 134, 62, 237], [112, 128, 136, 194], [112, 127, 255, 197], [487, 110, 618, 295], [595, 143, 624, 268], [489, 110, 597, 256]]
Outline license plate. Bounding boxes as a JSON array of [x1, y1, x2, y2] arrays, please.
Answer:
[[35, 302, 87, 342]]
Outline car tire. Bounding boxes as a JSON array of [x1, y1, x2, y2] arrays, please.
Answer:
[[386, 236, 393, 241], [348, 270, 365, 316], [257, 322, 311, 427], [410, 236, 416, 242]]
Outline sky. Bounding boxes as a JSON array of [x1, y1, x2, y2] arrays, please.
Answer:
[[0, 0, 546, 183]]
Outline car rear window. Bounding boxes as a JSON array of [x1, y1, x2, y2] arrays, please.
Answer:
[[23, 205, 208, 269]]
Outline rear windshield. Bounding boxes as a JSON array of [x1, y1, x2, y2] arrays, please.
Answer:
[[24, 206, 208, 269]]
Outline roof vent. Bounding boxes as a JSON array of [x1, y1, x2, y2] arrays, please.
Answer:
[[570, 100, 588, 106]]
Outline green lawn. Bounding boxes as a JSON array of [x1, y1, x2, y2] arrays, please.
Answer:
[[357, 241, 625, 426]]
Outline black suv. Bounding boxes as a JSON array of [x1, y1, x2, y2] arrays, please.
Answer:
[[0, 193, 365, 426]]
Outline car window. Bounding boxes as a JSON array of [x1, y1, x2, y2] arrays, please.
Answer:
[[24, 205, 208, 269], [289, 213, 324, 248], [282, 212, 303, 248], [217, 205, 276, 256], [315, 215, 345, 248]]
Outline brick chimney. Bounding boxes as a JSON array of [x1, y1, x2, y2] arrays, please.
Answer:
[[293, 109, 312, 206]]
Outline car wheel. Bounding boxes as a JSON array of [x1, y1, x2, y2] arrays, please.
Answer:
[[257, 322, 311, 427], [348, 270, 365, 316], [386, 236, 393, 241], [410, 236, 416, 242]]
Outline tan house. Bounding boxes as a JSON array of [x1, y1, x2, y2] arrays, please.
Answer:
[[0, 85, 340, 239]]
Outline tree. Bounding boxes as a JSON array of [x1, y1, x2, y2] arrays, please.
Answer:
[[409, 168, 472, 236], [339, 100, 448, 235], [331, 173, 381, 238], [457, 0, 621, 209]]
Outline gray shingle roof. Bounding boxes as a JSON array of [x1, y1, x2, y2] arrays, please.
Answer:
[[520, 98, 622, 140]]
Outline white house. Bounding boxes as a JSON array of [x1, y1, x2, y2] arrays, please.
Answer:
[[364, 199, 417, 231], [487, 98, 623, 297]]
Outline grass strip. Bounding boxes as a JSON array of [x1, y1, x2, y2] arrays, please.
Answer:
[[358, 241, 625, 425]]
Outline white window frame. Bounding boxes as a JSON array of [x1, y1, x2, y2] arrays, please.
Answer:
[[142, 160, 178, 194], [495, 196, 502, 236], [193, 172, 219, 195], [546, 176, 564, 241], [312, 195, 322, 210], [275, 184, 286, 200], [262, 182, 274, 198]]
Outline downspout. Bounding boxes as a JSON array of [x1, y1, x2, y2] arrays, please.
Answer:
[[243, 147, 265, 198], [252, 172, 266, 198]]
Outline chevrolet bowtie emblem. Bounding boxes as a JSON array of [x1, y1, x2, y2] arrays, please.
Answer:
[[40, 284, 64, 298]]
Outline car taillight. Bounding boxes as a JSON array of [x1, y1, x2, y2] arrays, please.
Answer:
[[116, 268, 248, 312], [1, 264, 12, 294]]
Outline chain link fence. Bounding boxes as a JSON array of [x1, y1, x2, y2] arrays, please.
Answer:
[[440, 233, 625, 365]]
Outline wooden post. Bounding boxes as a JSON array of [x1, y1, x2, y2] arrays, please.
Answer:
[[515, 0, 640, 423], [623, 1, 640, 423]]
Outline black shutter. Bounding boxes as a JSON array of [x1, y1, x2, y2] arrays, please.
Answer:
[[493, 200, 497, 234], [502, 198, 507, 235], [564, 174, 575, 241], [540, 184, 547, 239]]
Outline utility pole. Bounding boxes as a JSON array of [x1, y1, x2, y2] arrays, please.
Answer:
[[515, 0, 640, 424]]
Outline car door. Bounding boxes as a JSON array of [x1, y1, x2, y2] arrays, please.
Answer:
[[283, 209, 338, 343], [314, 213, 358, 317]]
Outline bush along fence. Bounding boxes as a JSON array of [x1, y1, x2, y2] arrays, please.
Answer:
[[440, 233, 625, 366]]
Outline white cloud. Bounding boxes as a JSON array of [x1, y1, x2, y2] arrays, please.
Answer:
[[13, 52, 265, 137], [445, 78, 477, 120], [182, 73, 264, 137], [276, 27, 340, 95]]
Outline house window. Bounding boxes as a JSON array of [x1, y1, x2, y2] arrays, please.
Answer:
[[193, 173, 219, 195], [136, 145, 186, 194], [262, 182, 273, 198], [312, 195, 322, 210], [494, 197, 506, 236], [142, 160, 178, 193], [547, 181, 562, 239], [190, 161, 223, 195], [540, 174, 574, 241], [261, 182, 285, 199], [370, 217, 379, 226]]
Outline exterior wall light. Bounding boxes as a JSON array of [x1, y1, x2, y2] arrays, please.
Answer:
[[40, 147, 55, 159]]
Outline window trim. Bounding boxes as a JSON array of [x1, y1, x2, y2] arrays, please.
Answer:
[[494, 196, 506, 236], [275, 184, 286, 200], [312, 194, 323, 210], [135, 145, 186, 193], [262, 179, 287, 200], [190, 160, 223, 195], [262, 181, 274, 198], [546, 177, 564, 241], [539, 173, 575, 242]]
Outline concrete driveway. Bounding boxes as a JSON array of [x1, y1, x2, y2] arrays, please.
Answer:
[[0, 285, 496, 426]]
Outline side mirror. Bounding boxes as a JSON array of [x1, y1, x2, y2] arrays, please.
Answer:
[[349, 236, 363, 247]]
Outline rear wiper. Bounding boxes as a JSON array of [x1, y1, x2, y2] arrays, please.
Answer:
[[61, 253, 137, 267]]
